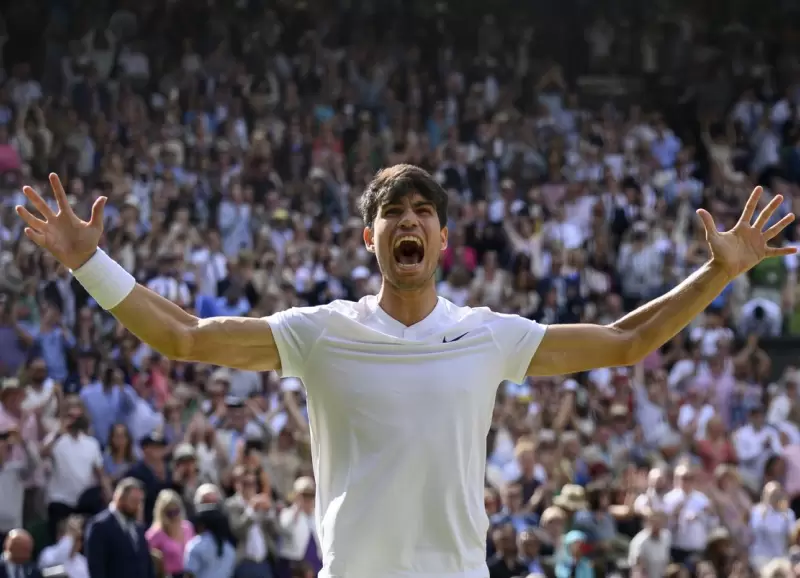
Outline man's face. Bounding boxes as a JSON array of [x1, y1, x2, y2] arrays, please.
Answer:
[[29, 359, 47, 383], [118, 488, 144, 518], [518, 531, 539, 558], [143, 443, 166, 461], [491, 525, 516, 555], [364, 192, 447, 291]]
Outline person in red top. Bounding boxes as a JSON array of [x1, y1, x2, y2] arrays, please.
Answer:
[[695, 415, 737, 474]]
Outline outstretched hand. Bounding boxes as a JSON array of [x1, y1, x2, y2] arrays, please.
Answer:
[[697, 186, 797, 279], [15, 173, 107, 270]]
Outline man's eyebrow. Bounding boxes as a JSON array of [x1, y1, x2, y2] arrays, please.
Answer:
[[381, 200, 434, 210]]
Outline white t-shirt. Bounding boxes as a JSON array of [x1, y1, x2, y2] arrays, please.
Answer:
[[662, 488, 713, 551], [45, 432, 103, 507], [266, 296, 546, 578]]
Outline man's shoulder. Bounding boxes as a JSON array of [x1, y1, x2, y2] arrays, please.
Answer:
[[87, 508, 114, 530]]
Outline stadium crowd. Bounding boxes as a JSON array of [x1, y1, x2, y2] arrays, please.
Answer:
[[1, 0, 800, 577]]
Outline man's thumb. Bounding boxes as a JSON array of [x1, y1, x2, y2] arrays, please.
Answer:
[[697, 208, 718, 238]]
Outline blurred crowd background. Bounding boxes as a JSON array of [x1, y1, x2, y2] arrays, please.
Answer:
[[1, 0, 800, 578]]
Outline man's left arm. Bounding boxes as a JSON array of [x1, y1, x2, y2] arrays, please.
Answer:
[[527, 187, 796, 377], [528, 261, 729, 376]]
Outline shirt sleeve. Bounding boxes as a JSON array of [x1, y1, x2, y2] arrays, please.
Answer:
[[487, 312, 547, 383], [183, 538, 203, 576], [265, 305, 328, 380]]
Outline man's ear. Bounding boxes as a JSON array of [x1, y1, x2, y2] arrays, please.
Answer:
[[440, 226, 448, 251], [363, 227, 375, 253]]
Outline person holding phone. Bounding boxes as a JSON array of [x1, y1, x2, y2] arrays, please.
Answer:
[[41, 400, 110, 542]]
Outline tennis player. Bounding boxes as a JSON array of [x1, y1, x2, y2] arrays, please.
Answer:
[[16, 166, 796, 578]]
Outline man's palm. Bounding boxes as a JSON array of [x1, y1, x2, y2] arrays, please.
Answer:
[[15, 173, 107, 270], [698, 186, 796, 279]]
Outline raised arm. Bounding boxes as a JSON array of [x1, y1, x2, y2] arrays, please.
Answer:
[[16, 173, 280, 372], [528, 186, 796, 377]]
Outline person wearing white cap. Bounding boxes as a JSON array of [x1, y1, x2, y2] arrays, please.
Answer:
[[18, 167, 797, 578], [276, 477, 320, 578]]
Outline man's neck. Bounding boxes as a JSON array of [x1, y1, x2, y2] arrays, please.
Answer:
[[376, 282, 438, 327]]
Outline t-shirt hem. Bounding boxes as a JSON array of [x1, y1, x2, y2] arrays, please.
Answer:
[[319, 563, 488, 578]]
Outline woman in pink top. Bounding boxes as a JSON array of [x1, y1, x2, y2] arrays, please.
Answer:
[[145, 489, 195, 577]]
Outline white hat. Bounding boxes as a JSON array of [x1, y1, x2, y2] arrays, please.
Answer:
[[281, 377, 303, 392], [293, 476, 315, 494]]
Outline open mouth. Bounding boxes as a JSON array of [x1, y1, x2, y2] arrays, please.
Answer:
[[392, 235, 425, 269]]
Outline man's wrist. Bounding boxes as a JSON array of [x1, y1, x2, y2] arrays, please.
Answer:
[[71, 249, 136, 310], [68, 248, 100, 272], [706, 258, 736, 283]]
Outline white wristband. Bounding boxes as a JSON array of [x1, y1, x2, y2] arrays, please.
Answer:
[[71, 249, 137, 310]]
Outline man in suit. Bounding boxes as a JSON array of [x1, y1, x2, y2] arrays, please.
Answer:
[[85, 478, 155, 578], [0, 530, 43, 578], [225, 466, 280, 578]]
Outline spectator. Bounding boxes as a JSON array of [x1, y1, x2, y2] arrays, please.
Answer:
[[145, 489, 195, 578], [85, 478, 154, 578], [0, 427, 34, 543], [38, 515, 88, 578], [0, 379, 37, 460], [629, 509, 671, 578], [707, 465, 753, 550], [554, 530, 594, 578], [663, 464, 714, 567], [749, 481, 795, 571], [183, 505, 236, 578], [276, 477, 320, 578], [42, 398, 108, 542], [632, 467, 669, 516], [194, 484, 222, 508], [79, 367, 132, 449], [488, 523, 529, 578], [516, 529, 545, 576], [102, 423, 137, 483], [225, 466, 279, 578], [695, 416, 737, 474], [1, 530, 42, 578], [170, 443, 201, 515], [127, 433, 171, 527], [734, 407, 784, 492]]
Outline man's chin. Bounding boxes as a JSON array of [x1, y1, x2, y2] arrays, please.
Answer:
[[386, 262, 433, 290]]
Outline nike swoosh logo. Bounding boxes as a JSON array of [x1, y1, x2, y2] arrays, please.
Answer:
[[442, 332, 469, 343]]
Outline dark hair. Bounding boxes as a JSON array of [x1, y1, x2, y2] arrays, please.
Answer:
[[109, 423, 135, 463], [358, 164, 448, 228], [585, 483, 608, 511], [194, 505, 230, 557]]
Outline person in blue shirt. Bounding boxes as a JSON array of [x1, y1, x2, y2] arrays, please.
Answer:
[[184, 505, 236, 578], [31, 301, 75, 382], [555, 530, 595, 578]]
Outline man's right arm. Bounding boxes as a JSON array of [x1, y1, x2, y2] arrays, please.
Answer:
[[18, 175, 329, 375], [108, 284, 280, 371]]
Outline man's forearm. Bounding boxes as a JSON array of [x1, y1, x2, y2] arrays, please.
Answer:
[[611, 260, 731, 362]]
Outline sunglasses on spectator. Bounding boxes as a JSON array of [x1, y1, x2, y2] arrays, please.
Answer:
[[165, 508, 181, 518]]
